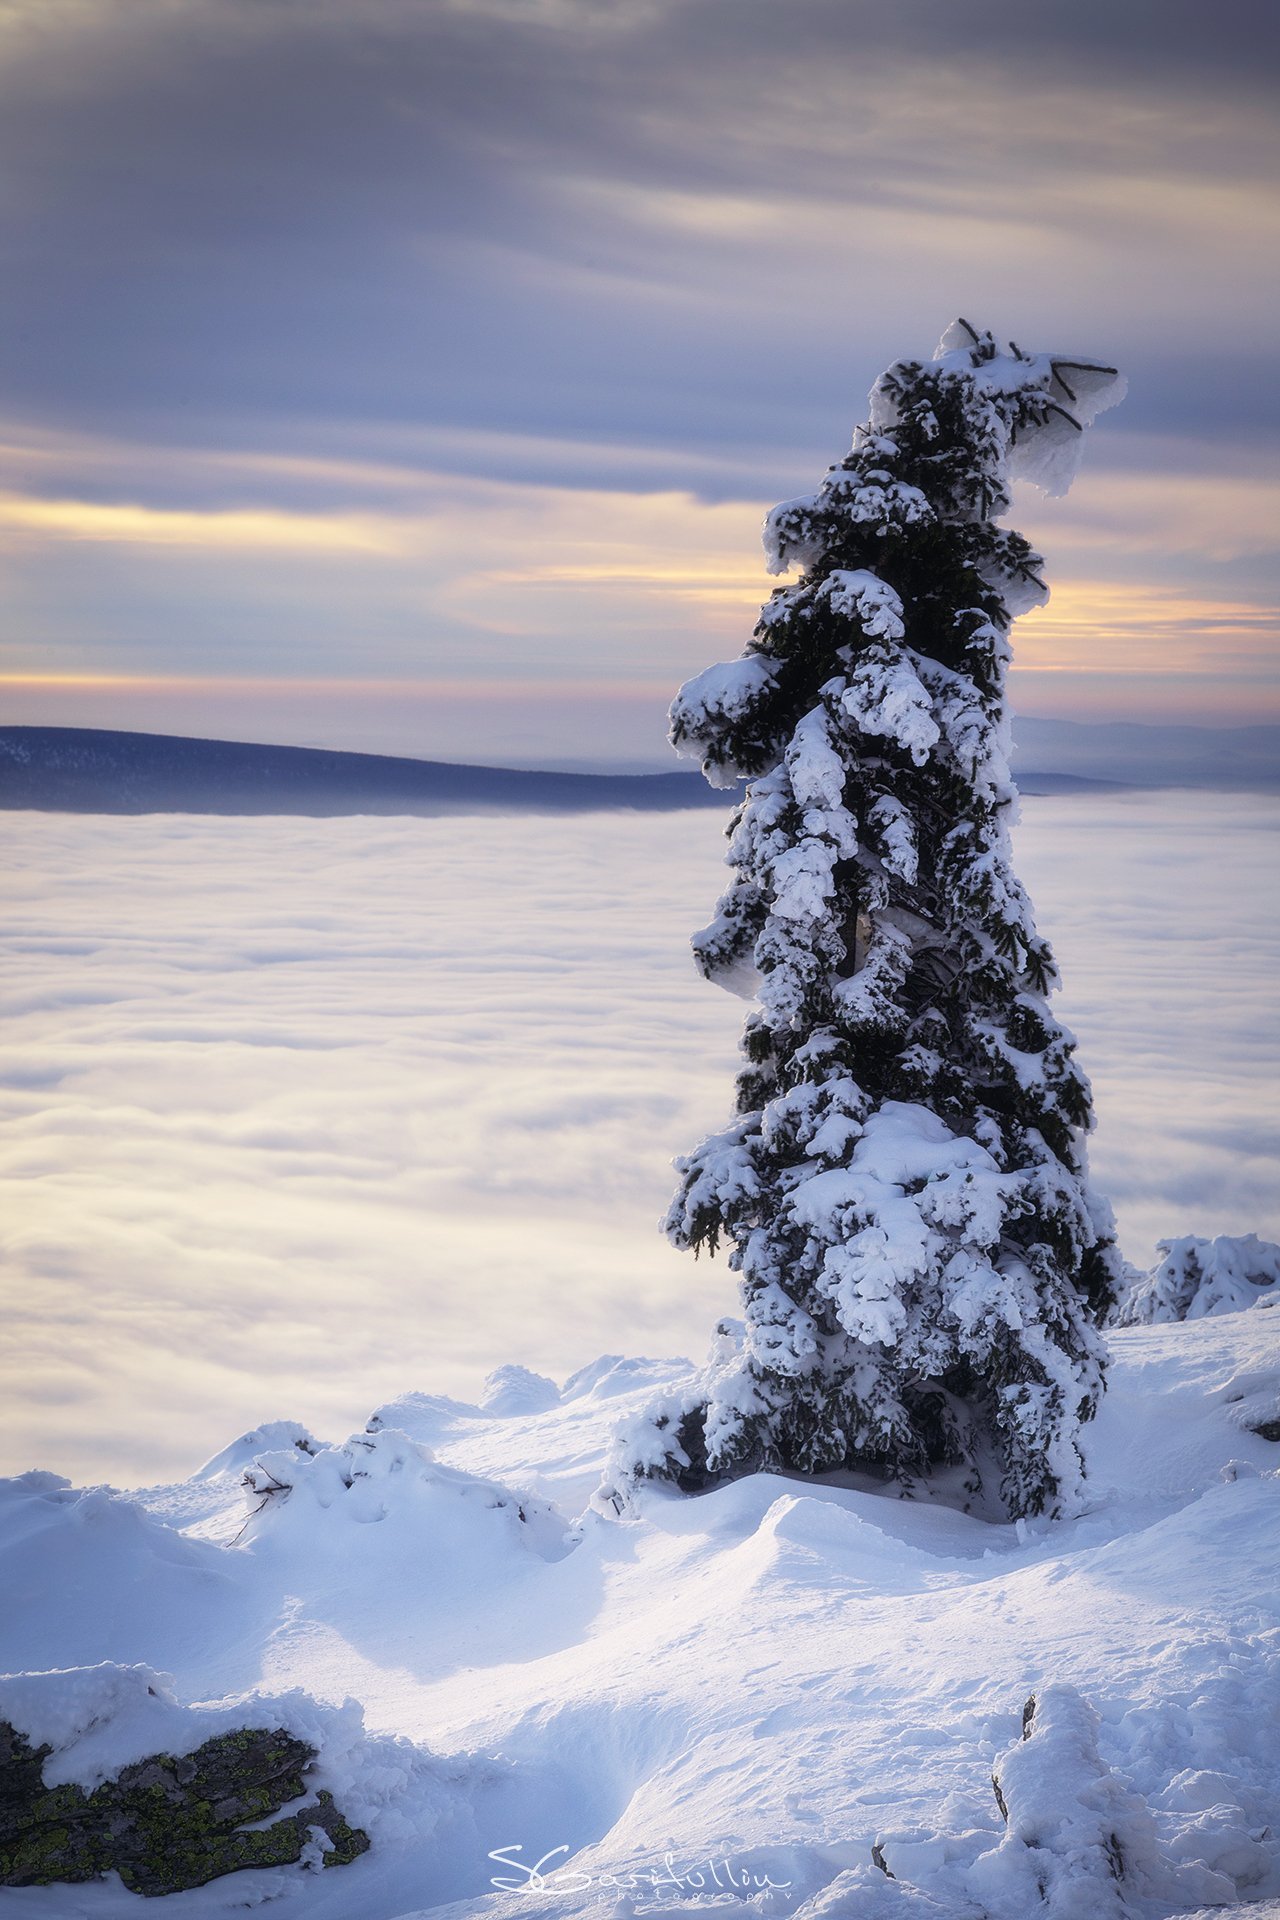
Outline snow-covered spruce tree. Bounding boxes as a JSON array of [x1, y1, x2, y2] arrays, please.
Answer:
[[617, 322, 1127, 1519], [1114, 1232, 1280, 1326]]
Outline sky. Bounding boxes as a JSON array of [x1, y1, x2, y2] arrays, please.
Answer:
[[1, 0, 1278, 763], [3, 794, 1276, 1488]]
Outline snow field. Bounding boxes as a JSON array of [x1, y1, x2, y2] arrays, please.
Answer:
[[1, 1303, 1277, 1918]]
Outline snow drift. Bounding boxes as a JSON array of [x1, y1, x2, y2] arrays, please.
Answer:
[[1, 1300, 1278, 1918]]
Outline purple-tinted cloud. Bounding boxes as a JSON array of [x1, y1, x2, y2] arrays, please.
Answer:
[[0, 0, 1275, 737], [0, 793, 1275, 1487]]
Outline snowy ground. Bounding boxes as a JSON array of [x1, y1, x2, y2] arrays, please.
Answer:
[[1, 1302, 1278, 1918], [1, 792, 1277, 1489]]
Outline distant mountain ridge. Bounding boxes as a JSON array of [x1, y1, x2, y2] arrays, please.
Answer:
[[1011, 716, 1280, 792], [0, 727, 726, 816], [0, 723, 1275, 816]]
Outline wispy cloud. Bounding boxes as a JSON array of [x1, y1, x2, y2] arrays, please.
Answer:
[[1023, 583, 1280, 676], [0, 0, 1275, 749], [1020, 468, 1280, 568], [2, 444, 1276, 729], [0, 494, 408, 553]]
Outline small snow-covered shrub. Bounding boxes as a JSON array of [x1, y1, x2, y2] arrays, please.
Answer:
[[242, 1426, 572, 1556], [980, 1685, 1171, 1916], [1114, 1233, 1280, 1326], [193, 1420, 322, 1479], [851, 1685, 1241, 1920]]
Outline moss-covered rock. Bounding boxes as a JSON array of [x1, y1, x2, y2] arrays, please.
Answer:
[[0, 1719, 369, 1896]]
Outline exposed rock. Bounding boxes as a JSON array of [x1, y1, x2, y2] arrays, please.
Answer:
[[0, 1719, 369, 1896]]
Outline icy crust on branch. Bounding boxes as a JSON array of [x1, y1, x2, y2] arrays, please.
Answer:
[[930, 318, 1128, 498], [877, 318, 1127, 506], [628, 324, 1126, 1519], [669, 320, 1121, 794], [824, 569, 907, 638], [1115, 1233, 1280, 1327], [669, 653, 780, 790], [765, 480, 934, 578]]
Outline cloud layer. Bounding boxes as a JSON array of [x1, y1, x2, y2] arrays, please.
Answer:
[[3, 0, 1275, 449], [1, 794, 1275, 1488], [0, 0, 1276, 740], [3, 431, 1276, 741]]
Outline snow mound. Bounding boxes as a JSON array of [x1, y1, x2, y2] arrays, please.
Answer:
[[0, 1662, 368, 1797], [835, 1675, 1271, 1919], [481, 1365, 561, 1417], [193, 1419, 325, 1480], [981, 1683, 1224, 1914], [243, 1426, 574, 1561], [1117, 1233, 1280, 1326], [798, 1680, 1262, 1918]]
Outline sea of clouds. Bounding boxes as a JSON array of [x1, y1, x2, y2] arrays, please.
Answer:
[[1, 792, 1276, 1488]]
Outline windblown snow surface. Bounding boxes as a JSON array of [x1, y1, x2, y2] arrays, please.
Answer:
[[2, 1296, 1279, 1919]]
